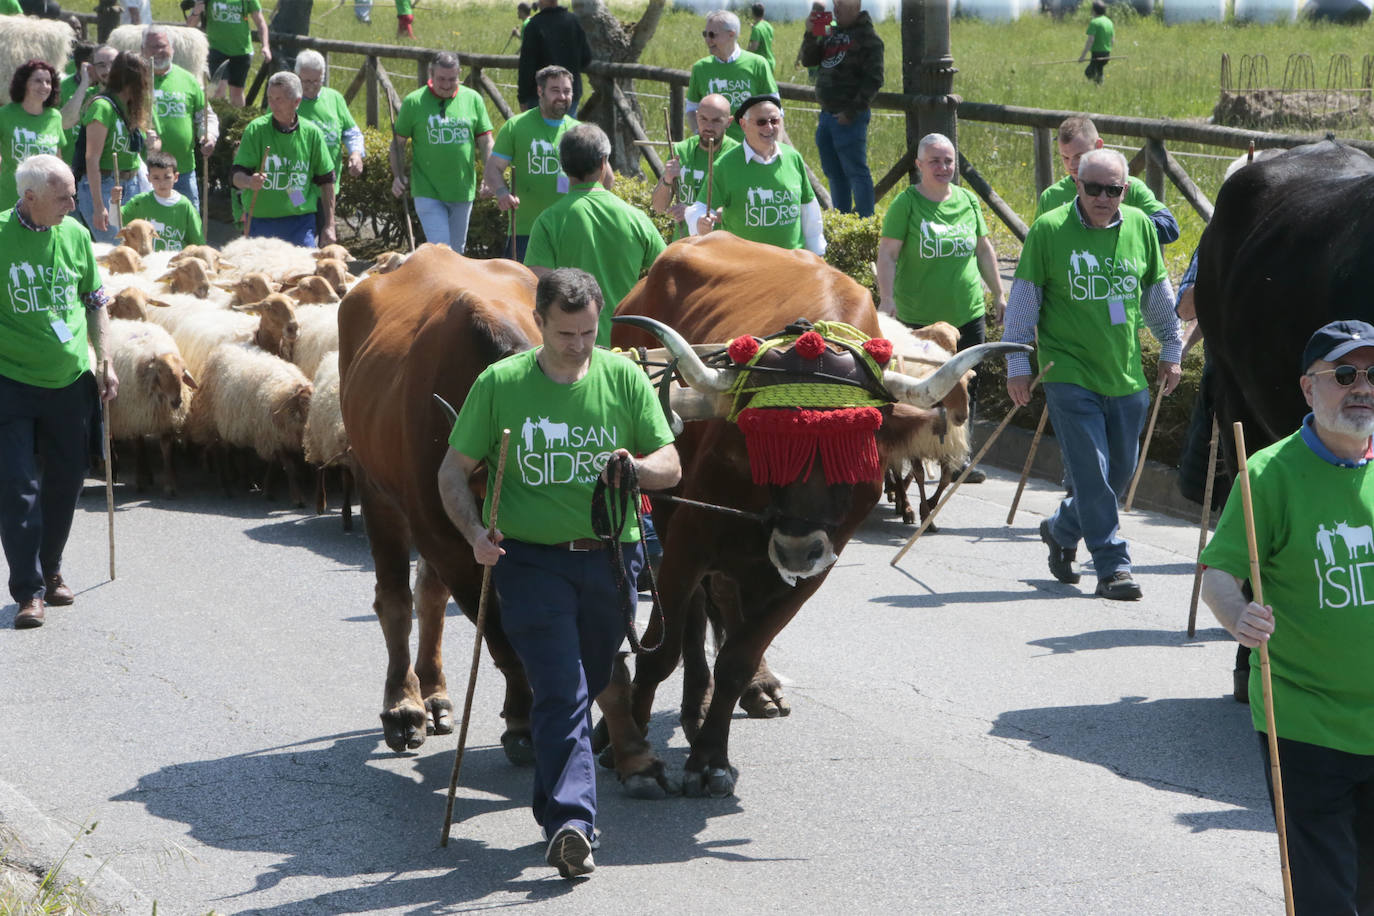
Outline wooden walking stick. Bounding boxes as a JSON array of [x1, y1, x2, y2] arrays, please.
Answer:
[[1186, 414, 1220, 637], [382, 86, 416, 252], [242, 144, 270, 238], [1006, 404, 1049, 525], [441, 428, 511, 846], [1123, 376, 1167, 512], [102, 359, 115, 580], [1232, 420, 1296, 916], [892, 362, 1053, 566], [199, 75, 211, 232]]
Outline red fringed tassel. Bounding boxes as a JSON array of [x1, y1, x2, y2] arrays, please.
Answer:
[[737, 407, 883, 486]]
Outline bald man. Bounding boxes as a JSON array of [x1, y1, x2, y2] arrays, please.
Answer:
[[650, 93, 740, 241]]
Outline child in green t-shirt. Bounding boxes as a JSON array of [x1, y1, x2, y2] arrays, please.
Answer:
[[120, 151, 205, 252]]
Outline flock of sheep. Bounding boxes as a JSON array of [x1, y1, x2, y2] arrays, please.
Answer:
[[96, 227, 407, 525]]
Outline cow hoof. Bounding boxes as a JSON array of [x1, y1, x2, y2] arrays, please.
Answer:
[[682, 765, 738, 798], [901, 508, 915, 525], [380, 708, 427, 752], [621, 762, 680, 799], [739, 684, 791, 719], [500, 728, 535, 766], [427, 697, 454, 735]]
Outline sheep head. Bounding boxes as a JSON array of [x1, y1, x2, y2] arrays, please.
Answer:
[[238, 292, 300, 359], [110, 287, 150, 321], [115, 220, 159, 257], [101, 246, 144, 275], [158, 257, 213, 299]]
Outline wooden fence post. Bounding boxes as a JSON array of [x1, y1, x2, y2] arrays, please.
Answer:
[[366, 55, 379, 128], [1145, 137, 1166, 201], [1033, 125, 1055, 195], [670, 83, 684, 142]]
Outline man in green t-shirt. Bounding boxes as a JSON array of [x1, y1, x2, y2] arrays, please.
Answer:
[[746, 4, 775, 72], [1004, 148, 1182, 601], [189, 0, 271, 107], [231, 71, 335, 247], [391, 51, 493, 253], [686, 9, 777, 142], [295, 49, 364, 240], [484, 64, 576, 261], [440, 268, 679, 880], [1034, 116, 1178, 245], [525, 123, 666, 346], [649, 93, 737, 242], [1079, 0, 1114, 84], [0, 155, 117, 630], [1200, 320, 1374, 916], [144, 26, 219, 216]]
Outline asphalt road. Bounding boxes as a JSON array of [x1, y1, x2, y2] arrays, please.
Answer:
[[0, 465, 1284, 914]]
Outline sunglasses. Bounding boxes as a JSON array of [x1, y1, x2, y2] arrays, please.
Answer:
[[1081, 181, 1125, 198], [1309, 365, 1374, 387], [750, 117, 782, 126], [702, 29, 726, 38]]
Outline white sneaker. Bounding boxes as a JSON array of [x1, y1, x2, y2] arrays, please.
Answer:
[[545, 825, 595, 878], [542, 825, 600, 849]]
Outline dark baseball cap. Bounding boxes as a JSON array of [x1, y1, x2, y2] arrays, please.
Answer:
[[1302, 320, 1374, 373], [734, 93, 781, 121]]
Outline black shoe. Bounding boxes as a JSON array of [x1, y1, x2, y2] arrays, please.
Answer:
[[1039, 520, 1080, 584], [545, 825, 594, 878], [959, 463, 986, 484], [1233, 669, 1249, 704], [1095, 572, 1142, 601]]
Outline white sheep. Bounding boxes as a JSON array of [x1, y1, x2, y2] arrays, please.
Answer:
[[185, 343, 314, 507], [0, 18, 72, 97], [291, 303, 339, 379], [219, 237, 318, 286], [146, 298, 256, 380], [106, 319, 196, 497], [303, 351, 354, 530]]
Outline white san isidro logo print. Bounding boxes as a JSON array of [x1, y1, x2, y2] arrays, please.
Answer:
[[919, 219, 975, 259], [527, 138, 561, 176], [745, 185, 800, 228], [261, 151, 309, 192], [8, 260, 77, 314], [1067, 248, 1139, 301], [707, 76, 753, 108], [1314, 519, 1374, 608], [155, 88, 187, 120], [426, 111, 471, 145], [9, 126, 57, 161], [518, 414, 618, 485]]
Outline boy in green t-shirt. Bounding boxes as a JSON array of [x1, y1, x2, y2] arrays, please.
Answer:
[[1079, 0, 1114, 84], [120, 151, 204, 252]]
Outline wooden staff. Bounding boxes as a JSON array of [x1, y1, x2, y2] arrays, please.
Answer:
[[441, 428, 511, 846], [662, 108, 678, 205], [102, 359, 115, 580], [892, 362, 1053, 566], [109, 183, 122, 234], [505, 168, 516, 261], [1232, 421, 1296, 916], [1006, 404, 1049, 525], [242, 144, 270, 238], [1186, 415, 1220, 637], [703, 133, 716, 217], [1031, 55, 1130, 66], [199, 74, 210, 232], [382, 85, 416, 252], [1123, 377, 1166, 512]]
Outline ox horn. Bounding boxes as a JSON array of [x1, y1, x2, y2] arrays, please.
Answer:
[[433, 393, 459, 427], [612, 315, 736, 394], [883, 342, 1032, 408]]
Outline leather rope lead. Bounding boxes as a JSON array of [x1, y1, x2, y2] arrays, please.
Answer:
[[591, 454, 663, 655]]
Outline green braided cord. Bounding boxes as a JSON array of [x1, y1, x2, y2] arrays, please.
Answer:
[[726, 320, 891, 421]]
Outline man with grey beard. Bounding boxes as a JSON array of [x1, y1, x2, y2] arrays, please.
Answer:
[[1200, 319, 1374, 915]]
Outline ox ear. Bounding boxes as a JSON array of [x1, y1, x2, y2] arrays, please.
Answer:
[[182, 368, 198, 390], [884, 342, 1032, 408]]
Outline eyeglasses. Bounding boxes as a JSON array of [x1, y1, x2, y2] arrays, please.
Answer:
[[702, 29, 723, 38], [1081, 181, 1125, 198], [750, 117, 782, 126], [1309, 365, 1374, 387]]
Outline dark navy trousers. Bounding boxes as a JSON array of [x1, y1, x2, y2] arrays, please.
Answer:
[[492, 538, 642, 839], [0, 372, 96, 604]]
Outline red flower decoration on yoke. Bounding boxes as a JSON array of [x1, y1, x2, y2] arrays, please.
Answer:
[[863, 337, 893, 366], [728, 335, 760, 364], [793, 331, 827, 360]]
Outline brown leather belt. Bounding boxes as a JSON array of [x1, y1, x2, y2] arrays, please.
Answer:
[[547, 538, 604, 552], [100, 169, 139, 181]]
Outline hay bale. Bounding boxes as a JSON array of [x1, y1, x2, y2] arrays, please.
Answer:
[[0, 17, 73, 99], [107, 24, 208, 80]]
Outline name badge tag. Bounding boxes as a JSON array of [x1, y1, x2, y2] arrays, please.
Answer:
[[288, 188, 306, 208], [1107, 297, 1127, 326], [556, 173, 569, 194], [50, 316, 74, 342]]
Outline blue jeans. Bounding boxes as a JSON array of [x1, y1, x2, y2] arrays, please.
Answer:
[[174, 169, 201, 216], [77, 174, 121, 245], [248, 211, 317, 247], [1042, 381, 1149, 580], [815, 109, 874, 217], [491, 538, 641, 838], [0, 372, 95, 605], [412, 197, 473, 253]]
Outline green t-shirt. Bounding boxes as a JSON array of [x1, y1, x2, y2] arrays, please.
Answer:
[[231, 115, 333, 219], [709, 142, 814, 251], [395, 0, 411, 14], [490, 108, 577, 235], [448, 347, 675, 544], [81, 96, 140, 172], [153, 65, 207, 174], [121, 190, 205, 251], [748, 20, 776, 71], [525, 183, 666, 346], [1014, 202, 1165, 396], [0, 103, 65, 210], [393, 85, 492, 202], [1200, 429, 1374, 755], [58, 77, 90, 164], [1086, 15, 1114, 55], [686, 52, 777, 141], [206, 0, 261, 57], [880, 184, 989, 327], [667, 133, 739, 241], [0, 210, 101, 389], [0, 0, 24, 15], [1035, 174, 1165, 221], [298, 87, 357, 192]]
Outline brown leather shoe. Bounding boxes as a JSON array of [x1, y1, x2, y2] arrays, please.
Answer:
[[14, 597, 45, 629], [43, 573, 74, 607]]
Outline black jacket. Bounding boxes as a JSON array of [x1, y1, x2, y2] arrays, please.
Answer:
[[800, 11, 884, 119], [517, 5, 593, 108]]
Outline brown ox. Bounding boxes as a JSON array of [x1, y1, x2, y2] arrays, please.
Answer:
[[610, 233, 1022, 796], [338, 246, 664, 791]]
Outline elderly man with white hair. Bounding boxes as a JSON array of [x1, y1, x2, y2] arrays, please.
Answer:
[[143, 25, 218, 214], [231, 71, 335, 246], [1003, 146, 1182, 601], [0, 154, 117, 630], [295, 50, 363, 201], [686, 8, 777, 141]]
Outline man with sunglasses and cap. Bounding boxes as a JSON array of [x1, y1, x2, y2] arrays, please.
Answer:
[[1004, 147, 1182, 601], [1199, 319, 1374, 915]]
